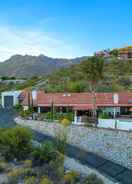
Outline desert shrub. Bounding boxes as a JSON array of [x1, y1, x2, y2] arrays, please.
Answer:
[[23, 159, 32, 168], [0, 160, 8, 173], [20, 109, 32, 118], [40, 176, 53, 184], [49, 153, 65, 180], [84, 173, 104, 184], [43, 111, 74, 123], [14, 104, 23, 113], [61, 118, 71, 126], [8, 167, 34, 184], [64, 170, 79, 184], [24, 176, 36, 184], [55, 129, 67, 154], [59, 112, 74, 122], [65, 112, 74, 122], [32, 141, 57, 164], [43, 112, 53, 121], [0, 126, 32, 161], [8, 167, 25, 178]]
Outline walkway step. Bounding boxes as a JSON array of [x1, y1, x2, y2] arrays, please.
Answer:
[[98, 161, 126, 177], [66, 145, 107, 168], [115, 170, 132, 184]]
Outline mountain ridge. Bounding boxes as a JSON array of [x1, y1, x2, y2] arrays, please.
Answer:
[[0, 54, 87, 77]]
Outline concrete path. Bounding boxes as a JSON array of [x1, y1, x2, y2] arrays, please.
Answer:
[[64, 156, 115, 184]]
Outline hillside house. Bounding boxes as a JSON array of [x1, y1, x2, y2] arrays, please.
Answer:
[[118, 46, 132, 60]]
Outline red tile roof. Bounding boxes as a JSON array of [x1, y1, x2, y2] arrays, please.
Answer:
[[21, 91, 132, 109]]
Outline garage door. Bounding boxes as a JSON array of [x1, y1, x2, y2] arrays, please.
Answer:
[[4, 96, 14, 108]]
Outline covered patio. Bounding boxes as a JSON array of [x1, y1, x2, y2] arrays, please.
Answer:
[[73, 104, 96, 125]]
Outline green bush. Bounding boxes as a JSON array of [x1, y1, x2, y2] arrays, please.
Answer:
[[0, 160, 8, 173], [20, 110, 31, 118], [24, 176, 36, 184], [61, 118, 71, 126], [43, 111, 74, 122], [60, 112, 74, 122], [14, 104, 23, 113], [40, 176, 53, 184], [43, 112, 53, 121], [84, 174, 104, 184], [23, 159, 32, 168], [67, 81, 86, 92], [49, 153, 65, 180], [19, 107, 34, 118], [8, 168, 26, 178], [64, 170, 79, 184], [55, 129, 67, 154], [32, 141, 57, 164], [0, 127, 32, 161], [99, 112, 109, 119]]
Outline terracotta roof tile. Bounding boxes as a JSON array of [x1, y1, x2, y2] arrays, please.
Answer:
[[21, 91, 132, 109]]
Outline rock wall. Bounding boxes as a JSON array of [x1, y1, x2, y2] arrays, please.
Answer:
[[15, 117, 132, 170]]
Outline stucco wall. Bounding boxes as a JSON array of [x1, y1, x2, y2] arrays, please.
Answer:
[[15, 117, 132, 170]]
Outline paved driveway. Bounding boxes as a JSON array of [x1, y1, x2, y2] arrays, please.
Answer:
[[0, 108, 17, 128]]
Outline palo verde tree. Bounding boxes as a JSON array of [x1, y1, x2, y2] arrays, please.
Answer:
[[81, 56, 104, 123]]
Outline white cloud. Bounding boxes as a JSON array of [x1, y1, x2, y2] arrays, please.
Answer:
[[0, 24, 78, 61]]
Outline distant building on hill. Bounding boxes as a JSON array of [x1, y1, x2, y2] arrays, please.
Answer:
[[0, 79, 26, 84], [118, 46, 132, 60], [95, 46, 132, 60], [95, 49, 111, 58]]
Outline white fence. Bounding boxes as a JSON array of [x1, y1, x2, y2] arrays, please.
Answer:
[[98, 119, 132, 130]]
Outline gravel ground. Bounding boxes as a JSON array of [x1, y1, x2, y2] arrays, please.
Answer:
[[0, 174, 8, 184]]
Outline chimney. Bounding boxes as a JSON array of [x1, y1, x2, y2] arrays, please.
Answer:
[[32, 90, 37, 100], [113, 93, 119, 104]]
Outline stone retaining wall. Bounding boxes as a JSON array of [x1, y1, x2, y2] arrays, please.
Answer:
[[15, 117, 132, 170]]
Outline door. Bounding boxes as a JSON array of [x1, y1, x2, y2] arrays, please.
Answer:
[[4, 96, 14, 108]]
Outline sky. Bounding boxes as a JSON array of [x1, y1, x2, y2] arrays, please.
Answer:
[[0, 0, 132, 61]]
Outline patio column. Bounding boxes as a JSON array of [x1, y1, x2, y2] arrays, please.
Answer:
[[113, 107, 116, 118], [74, 110, 77, 124], [38, 107, 41, 113]]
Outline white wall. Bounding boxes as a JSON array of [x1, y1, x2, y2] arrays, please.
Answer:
[[98, 118, 132, 130], [117, 120, 132, 130], [98, 119, 116, 128]]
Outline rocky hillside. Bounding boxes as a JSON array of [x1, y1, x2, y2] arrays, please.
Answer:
[[38, 58, 132, 92], [0, 55, 86, 77]]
